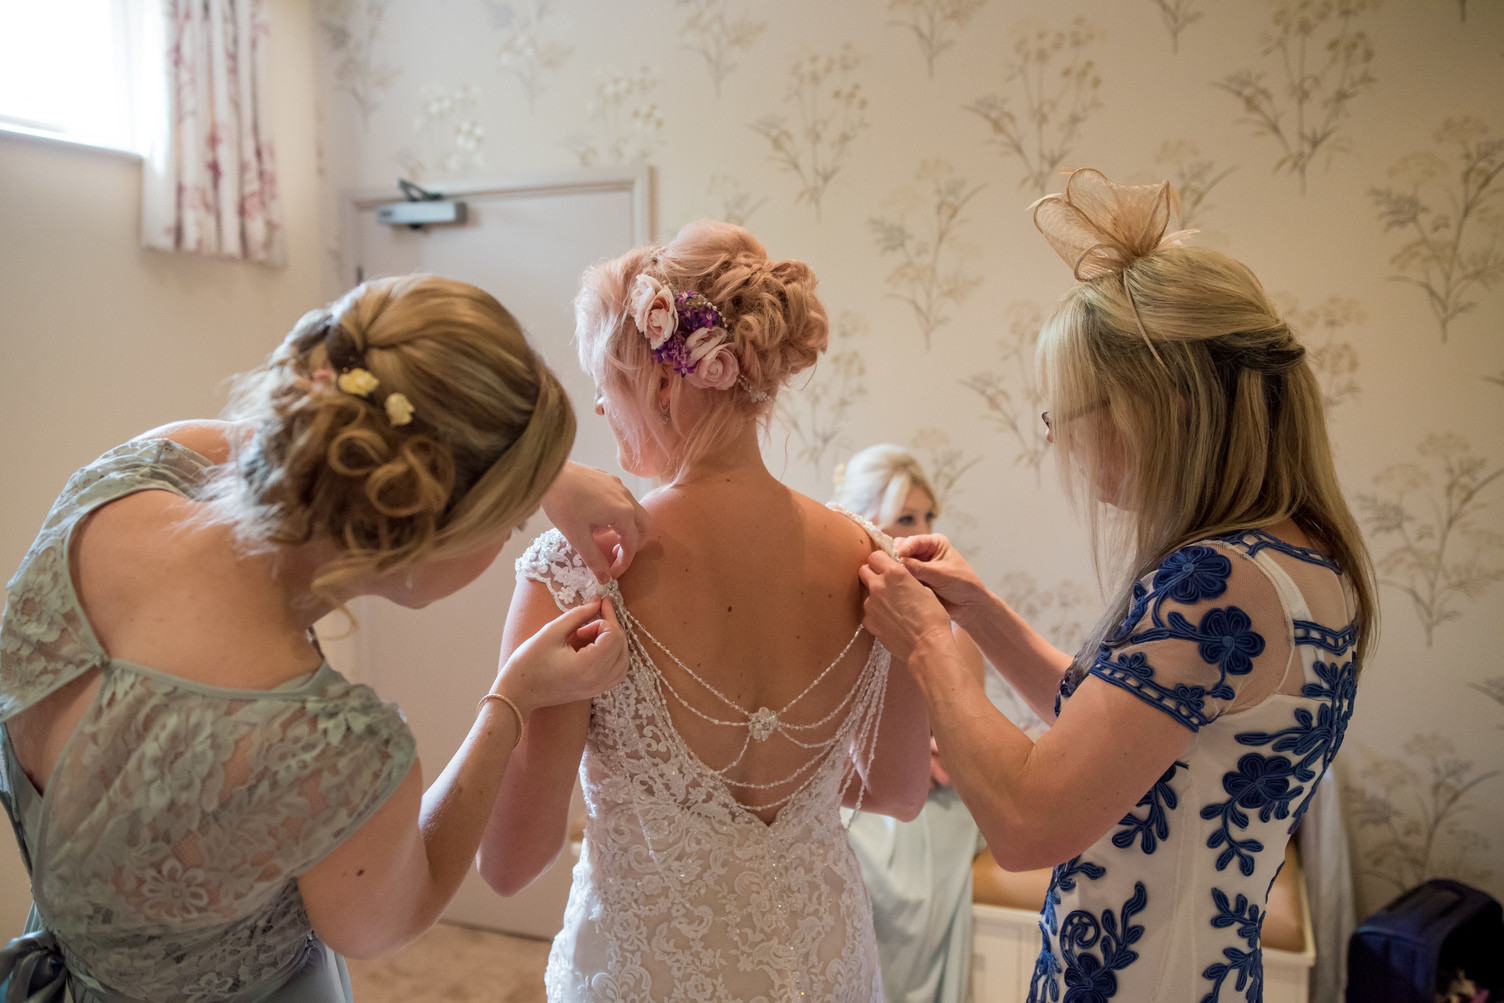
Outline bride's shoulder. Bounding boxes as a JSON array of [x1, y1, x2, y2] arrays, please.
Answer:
[[797, 494, 894, 560]]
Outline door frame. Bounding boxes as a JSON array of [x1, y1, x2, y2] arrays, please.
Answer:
[[325, 164, 655, 688], [339, 165, 653, 288]]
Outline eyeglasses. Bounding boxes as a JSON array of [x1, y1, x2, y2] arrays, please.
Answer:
[[1041, 399, 1108, 434]]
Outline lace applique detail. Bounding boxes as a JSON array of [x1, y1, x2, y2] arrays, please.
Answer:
[[1, 440, 213, 722], [516, 529, 608, 611], [22, 669, 415, 999], [519, 524, 889, 1002]]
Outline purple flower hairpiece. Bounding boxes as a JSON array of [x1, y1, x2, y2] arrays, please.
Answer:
[[629, 274, 746, 393]]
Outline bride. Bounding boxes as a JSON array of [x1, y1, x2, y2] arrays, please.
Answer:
[[478, 220, 932, 1002]]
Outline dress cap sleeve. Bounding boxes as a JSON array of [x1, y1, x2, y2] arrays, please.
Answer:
[[1086, 541, 1291, 732], [515, 529, 608, 612]]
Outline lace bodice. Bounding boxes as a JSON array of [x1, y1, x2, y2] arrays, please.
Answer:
[[0, 440, 416, 1001], [516, 516, 893, 1003]]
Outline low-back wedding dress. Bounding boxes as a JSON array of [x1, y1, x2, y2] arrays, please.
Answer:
[[516, 509, 895, 1003]]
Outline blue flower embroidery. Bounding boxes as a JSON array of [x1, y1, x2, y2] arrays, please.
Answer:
[[1234, 654, 1357, 831], [1199, 887, 1266, 1002], [1201, 754, 1302, 875], [1112, 761, 1187, 855], [1054, 883, 1148, 1003], [1063, 954, 1118, 1002], [1083, 544, 1261, 730], [1221, 754, 1299, 821], [1191, 608, 1265, 678], [1153, 546, 1232, 604], [1031, 857, 1107, 1002]]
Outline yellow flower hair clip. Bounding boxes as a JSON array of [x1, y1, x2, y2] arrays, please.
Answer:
[[384, 393, 415, 427], [322, 366, 417, 427], [336, 368, 380, 396]]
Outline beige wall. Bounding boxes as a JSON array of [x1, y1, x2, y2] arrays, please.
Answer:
[[0, 0, 323, 933]]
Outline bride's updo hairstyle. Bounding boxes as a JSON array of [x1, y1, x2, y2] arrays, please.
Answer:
[[1032, 169, 1376, 671], [213, 274, 575, 605], [575, 220, 828, 479]]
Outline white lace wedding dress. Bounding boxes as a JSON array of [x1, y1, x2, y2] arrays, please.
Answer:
[[516, 511, 895, 1003]]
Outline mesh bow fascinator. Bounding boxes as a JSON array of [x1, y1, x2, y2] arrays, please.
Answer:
[[1029, 168, 1197, 280], [1030, 168, 1198, 363]]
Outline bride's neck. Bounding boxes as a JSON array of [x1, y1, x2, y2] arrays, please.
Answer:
[[664, 424, 774, 490]]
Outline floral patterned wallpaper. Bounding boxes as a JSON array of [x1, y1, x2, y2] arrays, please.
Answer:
[[311, 0, 1504, 919]]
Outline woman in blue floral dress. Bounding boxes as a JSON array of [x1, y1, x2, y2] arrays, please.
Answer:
[[860, 169, 1378, 1001]]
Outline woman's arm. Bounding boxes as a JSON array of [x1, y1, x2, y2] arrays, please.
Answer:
[[296, 598, 625, 958], [896, 534, 1072, 723], [861, 551, 1194, 871], [475, 579, 596, 896], [926, 625, 986, 788]]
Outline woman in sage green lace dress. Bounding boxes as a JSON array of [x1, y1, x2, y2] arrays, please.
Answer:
[[0, 275, 647, 1001]]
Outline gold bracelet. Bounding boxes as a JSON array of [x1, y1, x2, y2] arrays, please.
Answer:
[[477, 692, 526, 749]]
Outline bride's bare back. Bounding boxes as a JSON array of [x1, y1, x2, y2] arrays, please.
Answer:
[[617, 471, 883, 822]]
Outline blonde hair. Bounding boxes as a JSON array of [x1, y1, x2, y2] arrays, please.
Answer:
[[575, 220, 828, 480], [212, 274, 575, 607], [1037, 245, 1378, 673], [833, 444, 940, 529]]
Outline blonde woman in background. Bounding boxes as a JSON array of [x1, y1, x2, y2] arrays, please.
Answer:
[[479, 221, 932, 1003], [0, 275, 648, 1002], [834, 443, 1036, 1003], [861, 170, 1378, 1000]]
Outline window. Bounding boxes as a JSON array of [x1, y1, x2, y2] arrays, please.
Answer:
[[0, 0, 157, 153]]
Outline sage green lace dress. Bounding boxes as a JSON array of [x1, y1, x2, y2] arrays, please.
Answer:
[[0, 439, 417, 1002]]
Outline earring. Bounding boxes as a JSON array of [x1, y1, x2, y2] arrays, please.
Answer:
[[660, 402, 672, 424]]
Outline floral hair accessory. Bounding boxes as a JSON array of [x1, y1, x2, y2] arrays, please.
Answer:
[[384, 393, 415, 426], [336, 367, 380, 396], [319, 320, 417, 426], [630, 275, 748, 395], [320, 364, 417, 427]]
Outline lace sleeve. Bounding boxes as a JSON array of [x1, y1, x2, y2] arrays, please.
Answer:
[[515, 529, 606, 612], [1087, 542, 1292, 732], [279, 679, 419, 873]]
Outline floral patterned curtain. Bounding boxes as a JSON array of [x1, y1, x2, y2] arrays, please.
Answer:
[[141, 0, 282, 264]]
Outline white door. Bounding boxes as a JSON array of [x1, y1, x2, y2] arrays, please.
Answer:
[[340, 168, 652, 937]]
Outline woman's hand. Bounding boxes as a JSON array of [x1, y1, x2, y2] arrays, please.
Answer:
[[859, 551, 955, 664], [492, 598, 629, 716], [893, 534, 987, 625], [541, 463, 652, 583]]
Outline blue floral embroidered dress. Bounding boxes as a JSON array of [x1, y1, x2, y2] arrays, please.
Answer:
[[1029, 531, 1358, 1003], [0, 440, 416, 1002]]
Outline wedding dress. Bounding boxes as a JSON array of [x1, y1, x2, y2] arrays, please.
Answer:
[[516, 509, 894, 1003]]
